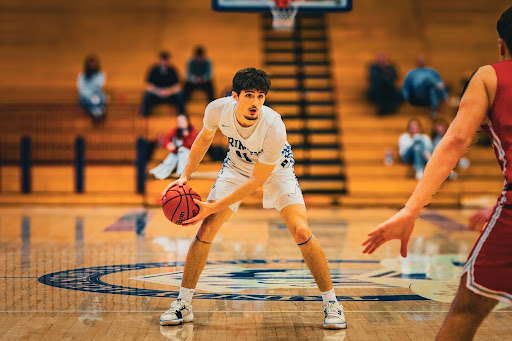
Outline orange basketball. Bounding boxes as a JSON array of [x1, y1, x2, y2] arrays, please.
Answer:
[[161, 185, 202, 225]]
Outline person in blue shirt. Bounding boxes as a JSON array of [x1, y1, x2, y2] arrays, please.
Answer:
[[183, 46, 215, 103], [402, 55, 449, 118], [77, 55, 106, 120]]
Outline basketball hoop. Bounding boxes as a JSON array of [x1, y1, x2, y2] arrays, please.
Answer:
[[270, 0, 299, 31]]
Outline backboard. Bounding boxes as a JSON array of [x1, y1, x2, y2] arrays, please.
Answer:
[[211, 0, 352, 13]]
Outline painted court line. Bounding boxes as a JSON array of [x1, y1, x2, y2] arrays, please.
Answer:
[[1, 310, 511, 313]]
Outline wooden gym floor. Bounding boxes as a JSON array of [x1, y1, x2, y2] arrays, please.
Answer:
[[0, 206, 511, 340]]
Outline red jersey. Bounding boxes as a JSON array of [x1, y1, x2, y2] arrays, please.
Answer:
[[161, 127, 198, 154], [482, 60, 512, 202], [463, 61, 512, 305]]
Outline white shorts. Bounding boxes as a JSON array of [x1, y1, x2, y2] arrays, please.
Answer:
[[207, 166, 305, 212]]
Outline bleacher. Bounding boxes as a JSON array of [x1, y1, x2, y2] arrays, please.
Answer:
[[0, 0, 509, 208], [0, 0, 259, 204], [328, 0, 508, 207]]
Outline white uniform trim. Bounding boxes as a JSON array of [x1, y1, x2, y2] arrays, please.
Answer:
[[487, 120, 508, 177]]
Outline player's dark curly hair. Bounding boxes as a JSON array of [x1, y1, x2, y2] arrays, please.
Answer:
[[232, 68, 271, 95], [497, 6, 512, 55]]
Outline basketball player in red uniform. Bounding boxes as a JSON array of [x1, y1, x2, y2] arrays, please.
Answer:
[[363, 6, 512, 340]]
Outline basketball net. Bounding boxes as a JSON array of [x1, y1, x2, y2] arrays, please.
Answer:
[[270, 0, 299, 31]]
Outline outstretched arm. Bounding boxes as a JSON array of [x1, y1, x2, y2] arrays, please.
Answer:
[[363, 66, 494, 257]]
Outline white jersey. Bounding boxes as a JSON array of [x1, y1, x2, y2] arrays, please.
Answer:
[[203, 97, 295, 177]]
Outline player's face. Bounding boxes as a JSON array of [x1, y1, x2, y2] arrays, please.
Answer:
[[233, 89, 266, 122]]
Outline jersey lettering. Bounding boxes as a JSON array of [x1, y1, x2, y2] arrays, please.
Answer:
[[236, 150, 252, 162]]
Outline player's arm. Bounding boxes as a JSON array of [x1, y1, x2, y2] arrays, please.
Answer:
[[182, 161, 275, 226], [211, 161, 275, 210], [362, 65, 494, 257], [161, 126, 215, 195]]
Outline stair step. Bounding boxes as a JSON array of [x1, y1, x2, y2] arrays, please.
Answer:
[[302, 188, 347, 195], [264, 31, 327, 40], [282, 114, 336, 120], [294, 149, 340, 160], [265, 48, 328, 53], [294, 164, 344, 175], [265, 61, 330, 66], [298, 174, 346, 181], [289, 133, 338, 145], [295, 159, 343, 165], [293, 143, 340, 150], [264, 37, 327, 42], [287, 128, 337, 134], [265, 41, 327, 50], [271, 87, 332, 92], [283, 117, 337, 130], [267, 100, 334, 106], [269, 74, 330, 79]]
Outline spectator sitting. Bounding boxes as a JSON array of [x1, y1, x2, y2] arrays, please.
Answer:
[[402, 55, 449, 118], [141, 51, 186, 117], [399, 118, 433, 180], [431, 118, 449, 149], [432, 119, 470, 179], [184, 46, 215, 103], [77, 54, 106, 120], [367, 52, 402, 115], [149, 115, 198, 179]]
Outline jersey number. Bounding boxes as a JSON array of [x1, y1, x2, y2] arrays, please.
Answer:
[[236, 150, 252, 162]]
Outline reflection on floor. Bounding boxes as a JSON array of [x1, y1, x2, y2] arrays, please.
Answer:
[[0, 206, 510, 340]]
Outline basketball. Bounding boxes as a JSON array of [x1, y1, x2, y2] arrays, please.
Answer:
[[161, 185, 202, 225]]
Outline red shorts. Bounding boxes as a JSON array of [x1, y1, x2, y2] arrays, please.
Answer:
[[463, 196, 512, 304]]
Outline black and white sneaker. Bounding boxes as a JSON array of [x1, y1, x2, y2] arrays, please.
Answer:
[[160, 299, 194, 326], [323, 301, 347, 329]]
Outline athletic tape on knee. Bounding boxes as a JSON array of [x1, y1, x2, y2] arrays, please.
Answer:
[[297, 234, 313, 246], [195, 235, 211, 245]]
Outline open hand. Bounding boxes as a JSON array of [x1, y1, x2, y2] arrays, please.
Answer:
[[362, 208, 417, 257], [161, 176, 188, 196], [182, 200, 218, 226], [468, 207, 494, 232]]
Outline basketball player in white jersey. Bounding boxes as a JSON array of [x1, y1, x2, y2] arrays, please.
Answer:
[[159, 68, 346, 329]]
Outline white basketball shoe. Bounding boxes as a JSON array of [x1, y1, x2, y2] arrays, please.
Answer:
[[323, 301, 347, 329], [160, 299, 194, 326]]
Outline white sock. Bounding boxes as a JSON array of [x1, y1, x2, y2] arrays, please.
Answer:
[[178, 287, 195, 303], [321, 289, 337, 304]]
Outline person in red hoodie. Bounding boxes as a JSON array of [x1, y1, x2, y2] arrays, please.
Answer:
[[150, 115, 198, 179]]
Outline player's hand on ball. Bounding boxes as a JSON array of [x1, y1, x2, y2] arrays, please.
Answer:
[[162, 176, 188, 196], [182, 200, 217, 226], [362, 207, 417, 257], [468, 207, 494, 231]]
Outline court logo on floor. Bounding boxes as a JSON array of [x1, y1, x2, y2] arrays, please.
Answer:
[[38, 258, 465, 302]]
